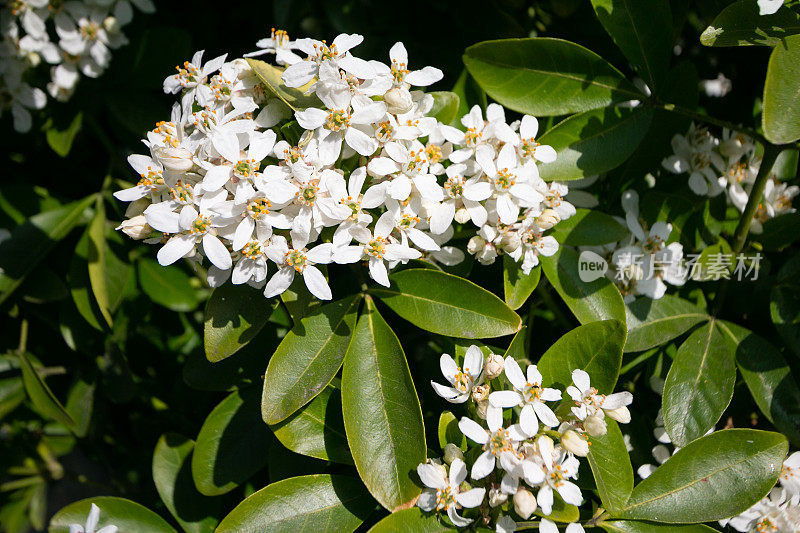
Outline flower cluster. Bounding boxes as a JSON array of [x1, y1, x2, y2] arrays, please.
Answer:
[[113, 31, 575, 301], [0, 0, 155, 132], [580, 189, 686, 302], [662, 123, 798, 233], [420, 345, 633, 530]]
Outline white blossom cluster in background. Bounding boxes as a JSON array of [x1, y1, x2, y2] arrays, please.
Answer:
[[418, 345, 633, 531], [0, 0, 155, 132], [580, 189, 686, 302], [112, 31, 576, 301], [662, 123, 798, 234]]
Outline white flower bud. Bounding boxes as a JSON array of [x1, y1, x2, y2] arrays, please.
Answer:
[[116, 215, 151, 240], [499, 232, 521, 253], [535, 208, 560, 230], [383, 87, 414, 115], [454, 207, 471, 224], [154, 147, 194, 172], [125, 197, 150, 217], [476, 400, 489, 420], [489, 487, 508, 507], [585, 413, 607, 437], [26, 52, 41, 68], [471, 384, 490, 403], [513, 487, 537, 520], [484, 353, 504, 380], [103, 16, 120, 33], [467, 235, 486, 255], [476, 244, 497, 265], [605, 406, 631, 424], [443, 443, 464, 465], [561, 429, 589, 457]]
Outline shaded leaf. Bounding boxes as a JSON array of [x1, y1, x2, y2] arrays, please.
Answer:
[[503, 256, 540, 310], [246, 58, 321, 110], [624, 295, 708, 352], [601, 521, 719, 532], [427, 91, 460, 124], [49, 496, 177, 533], [437, 411, 467, 452], [45, 112, 82, 157], [64, 377, 94, 438], [368, 508, 456, 533], [138, 258, 199, 312], [701, 0, 800, 47], [204, 282, 276, 362], [588, 419, 633, 513], [549, 209, 629, 246], [19, 352, 74, 428], [763, 34, 800, 144]]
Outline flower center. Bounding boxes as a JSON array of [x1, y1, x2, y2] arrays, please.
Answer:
[[444, 176, 464, 198], [391, 61, 409, 84], [522, 383, 543, 403], [79, 21, 100, 41], [365, 237, 386, 258], [495, 168, 515, 190], [341, 195, 362, 220], [271, 28, 289, 47], [454, 368, 472, 393], [425, 144, 443, 165], [190, 215, 211, 235], [435, 486, 455, 511], [246, 198, 271, 220], [406, 150, 425, 174], [241, 240, 263, 260], [283, 146, 304, 164], [643, 235, 664, 253], [170, 180, 193, 202], [464, 127, 482, 147], [175, 61, 201, 86], [297, 181, 319, 206], [521, 138, 540, 158], [727, 161, 748, 183], [138, 167, 164, 190], [312, 41, 338, 62], [326, 109, 350, 131], [399, 214, 420, 229], [285, 249, 307, 272], [234, 159, 258, 178], [376, 121, 393, 142], [486, 428, 513, 457], [548, 465, 566, 487]]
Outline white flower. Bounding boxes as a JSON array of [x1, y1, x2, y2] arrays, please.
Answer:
[[417, 458, 485, 527], [458, 406, 527, 480], [567, 369, 633, 434], [637, 444, 672, 479], [535, 437, 583, 515], [429, 163, 491, 234], [163, 50, 228, 109], [661, 124, 726, 196], [758, 0, 784, 15], [68, 503, 117, 533], [244, 28, 301, 65], [780, 452, 800, 496], [489, 357, 561, 437], [719, 486, 800, 532], [151, 204, 233, 271], [540, 519, 584, 533], [476, 144, 544, 225], [2, 78, 46, 132], [430, 346, 484, 403], [373, 42, 443, 90], [515, 115, 557, 165], [263, 239, 333, 300], [282, 33, 375, 88]]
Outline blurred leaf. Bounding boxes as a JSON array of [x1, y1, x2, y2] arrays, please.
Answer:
[[701, 0, 800, 47], [246, 58, 321, 110], [45, 112, 83, 158], [550, 209, 629, 246], [624, 295, 708, 352], [368, 508, 456, 532], [49, 496, 177, 532], [68, 230, 105, 331], [87, 203, 116, 327], [204, 282, 276, 362], [138, 258, 199, 312], [427, 91, 460, 124], [19, 352, 74, 428], [372, 269, 522, 338], [758, 212, 800, 251], [503, 256, 540, 310], [0, 377, 25, 421], [463, 38, 643, 116], [588, 419, 633, 513], [341, 296, 426, 512], [770, 252, 800, 357], [601, 521, 719, 532], [64, 377, 94, 438], [763, 33, 800, 144], [20, 266, 68, 304]]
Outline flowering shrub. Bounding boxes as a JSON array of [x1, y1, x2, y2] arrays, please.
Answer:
[[1, 1, 799, 532]]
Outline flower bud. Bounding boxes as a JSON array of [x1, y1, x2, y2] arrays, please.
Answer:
[[488, 487, 508, 507], [513, 487, 537, 519], [125, 197, 150, 217], [561, 429, 589, 457], [476, 244, 497, 265], [26, 52, 41, 68], [155, 147, 194, 172], [584, 413, 607, 437], [471, 384, 490, 403], [476, 400, 489, 420], [484, 353, 504, 380], [605, 406, 631, 424], [467, 235, 485, 255], [116, 215, 151, 240], [103, 16, 120, 33], [499, 232, 521, 253], [443, 443, 464, 465], [535, 208, 560, 230], [383, 87, 414, 115], [454, 207, 471, 224]]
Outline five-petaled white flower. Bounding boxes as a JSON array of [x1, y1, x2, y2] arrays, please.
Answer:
[[489, 358, 561, 437], [417, 458, 486, 527], [431, 346, 484, 403]]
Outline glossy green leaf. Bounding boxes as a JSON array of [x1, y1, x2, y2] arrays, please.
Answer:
[[540, 247, 626, 325], [153, 434, 220, 533], [216, 475, 373, 533], [591, 0, 672, 91], [270, 385, 353, 464], [0, 194, 94, 306], [550, 209, 629, 246], [204, 282, 276, 362], [191, 387, 272, 496], [45, 112, 82, 157], [533, 496, 580, 523], [262, 295, 360, 424], [372, 269, 521, 338], [19, 352, 74, 428], [280, 274, 320, 325], [503, 326, 528, 363], [87, 204, 114, 327], [463, 38, 643, 116], [427, 91, 460, 124], [763, 34, 800, 144], [624, 295, 708, 352], [771, 284, 800, 358], [437, 411, 467, 452], [719, 321, 800, 447], [49, 496, 177, 533], [618, 429, 787, 523], [368, 508, 457, 533], [537, 319, 626, 392], [601, 521, 719, 532], [701, 0, 800, 47], [662, 320, 735, 447], [246, 58, 321, 110], [588, 419, 633, 513], [67, 230, 104, 331], [64, 377, 94, 438], [138, 258, 199, 312], [538, 106, 654, 181], [341, 296, 426, 511], [503, 256, 540, 310]]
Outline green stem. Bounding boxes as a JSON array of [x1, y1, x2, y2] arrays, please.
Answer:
[[17, 318, 28, 354]]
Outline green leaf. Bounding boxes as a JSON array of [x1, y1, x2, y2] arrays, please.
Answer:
[[719, 321, 800, 447], [216, 475, 373, 533], [270, 385, 353, 464], [0, 377, 25, 421], [463, 38, 643, 116], [87, 203, 114, 327], [503, 256, 540, 310], [368, 508, 457, 533], [503, 326, 528, 362], [538, 106, 654, 181], [0, 194, 94, 306], [771, 282, 800, 358], [618, 429, 787, 523], [591, 0, 672, 91], [67, 231, 105, 331], [246, 58, 321, 111], [624, 295, 708, 352], [427, 91, 460, 124], [549, 209, 629, 246], [371, 269, 521, 338], [19, 352, 74, 428], [45, 112, 83, 157], [763, 34, 800, 144], [701, 0, 800, 47], [64, 377, 94, 438], [49, 496, 177, 533], [662, 320, 735, 447], [191, 387, 272, 496], [204, 282, 276, 362], [759, 212, 800, 251], [341, 296, 426, 512], [601, 521, 719, 532], [588, 419, 633, 513], [540, 247, 626, 325], [437, 411, 467, 452], [152, 434, 221, 533], [537, 319, 626, 392], [138, 258, 199, 312], [262, 295, 360, 424], [280, 274, 321, 325]]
